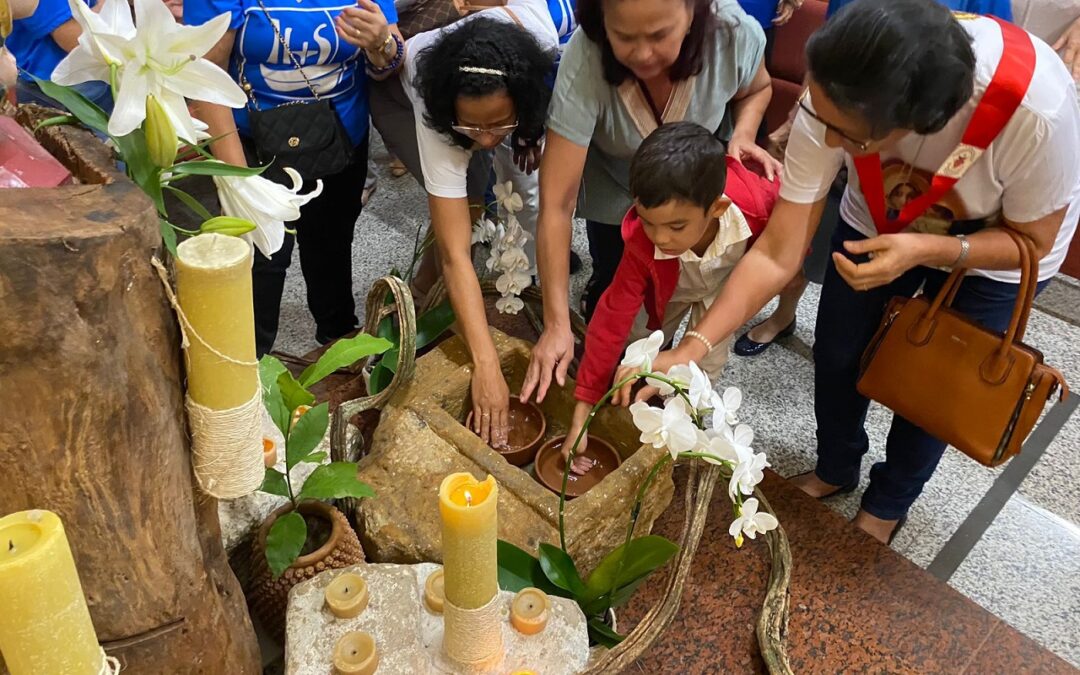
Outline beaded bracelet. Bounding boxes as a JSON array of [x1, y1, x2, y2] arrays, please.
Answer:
[[685, 330, 714, 353], [366, 32, 404, 75]]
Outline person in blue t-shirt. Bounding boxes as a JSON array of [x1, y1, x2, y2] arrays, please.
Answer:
[[826, 0, 1012, 21], [186, 0, 403, 355], [6, 0, 112, 111], [738, 0, 802, 32]]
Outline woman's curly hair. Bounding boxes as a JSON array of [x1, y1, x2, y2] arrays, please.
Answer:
[[414, 16, 556, 150]]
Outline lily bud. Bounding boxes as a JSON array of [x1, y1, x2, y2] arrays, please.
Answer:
[[200, 216, 257, 237], [144, 95, 178, 169]]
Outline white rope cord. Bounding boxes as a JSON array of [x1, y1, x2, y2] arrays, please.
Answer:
[[187, 392, 265, 499], [98, 648, 121, 674], [442, 593, 503, 665]]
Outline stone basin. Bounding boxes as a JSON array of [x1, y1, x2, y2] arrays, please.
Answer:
[[353, 329, 674, 576]]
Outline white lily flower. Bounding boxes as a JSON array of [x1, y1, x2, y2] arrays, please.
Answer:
[[711, 386, 743, 429], [214, 167, 323, 258], [494, 181, 524, 214], [53, 0, 246, 139], [496, 268, 531, 296], [729, 497, 778, 547], [472, 217, 497, 245], [621, 330, 664, 373], [630, 397, 699, 460], [495, 294, 524, 314]]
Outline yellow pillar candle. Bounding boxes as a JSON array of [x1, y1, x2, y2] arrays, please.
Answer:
[[174, 233, 263, 498], [0, 510, 102, 675], [438, 473, 499, 609]]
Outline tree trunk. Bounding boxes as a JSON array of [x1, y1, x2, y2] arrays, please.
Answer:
[[0, 109, 261, 674]]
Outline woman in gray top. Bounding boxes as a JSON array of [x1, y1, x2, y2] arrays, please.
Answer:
[[522, 0, 781, 402]]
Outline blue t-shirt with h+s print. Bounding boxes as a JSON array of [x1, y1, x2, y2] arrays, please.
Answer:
[[184, 0, 398, 146]]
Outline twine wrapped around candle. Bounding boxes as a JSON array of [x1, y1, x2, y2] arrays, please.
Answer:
[[442, 593, 503, 665], [98, 649, 121, 674], [151, 255, 264, 498]]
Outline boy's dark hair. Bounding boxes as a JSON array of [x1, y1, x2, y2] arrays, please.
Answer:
[[629, 122, 728, 210], [576, 0, 730, 86], [414, 17, 556, 150], [807, 0, 975, 138]]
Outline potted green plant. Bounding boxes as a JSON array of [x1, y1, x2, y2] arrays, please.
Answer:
[[248, 333, 391, 638], [498, 332, 780, 647]]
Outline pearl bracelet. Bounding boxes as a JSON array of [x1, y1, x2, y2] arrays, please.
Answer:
[[684, 330, 714, 353]]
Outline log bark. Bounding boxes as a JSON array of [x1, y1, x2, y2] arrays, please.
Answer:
[[0, 111, 261, 674]]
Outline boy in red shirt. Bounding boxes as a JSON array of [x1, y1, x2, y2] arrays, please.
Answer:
[[565, 122, 779, 473]]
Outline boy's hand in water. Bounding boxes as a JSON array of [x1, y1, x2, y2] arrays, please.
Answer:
[[563, 401, 596, 475]]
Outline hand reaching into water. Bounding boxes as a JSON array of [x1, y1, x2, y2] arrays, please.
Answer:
[[562, 401, 597, 475]]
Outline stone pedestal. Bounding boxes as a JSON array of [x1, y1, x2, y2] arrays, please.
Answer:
[[285, 562, 590, 674], [353, 331, 675, 576]]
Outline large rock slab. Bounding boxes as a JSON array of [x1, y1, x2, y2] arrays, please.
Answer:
[[285, 562, 590, 674], [354, 331, 675, 576]]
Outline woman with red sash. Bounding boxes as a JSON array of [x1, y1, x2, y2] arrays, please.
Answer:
[[623, 0, 1080, 543]]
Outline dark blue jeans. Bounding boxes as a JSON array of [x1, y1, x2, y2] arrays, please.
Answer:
[[813, 221, 1048, 520]]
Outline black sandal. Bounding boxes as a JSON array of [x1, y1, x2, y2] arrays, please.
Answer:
[[734, 319, 796, 357]]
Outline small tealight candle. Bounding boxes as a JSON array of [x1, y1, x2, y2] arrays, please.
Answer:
[[509, 587, 550, 635], [324, 573, 369, 619], [332, 631, 379, 675], [424, 568, 445, 613], [263, 437, 277, 468]]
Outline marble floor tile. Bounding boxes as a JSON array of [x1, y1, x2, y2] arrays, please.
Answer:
[[949, 494, 1080, 668]]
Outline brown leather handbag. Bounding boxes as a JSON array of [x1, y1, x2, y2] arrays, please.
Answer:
[[857, 229, 1069, 467]]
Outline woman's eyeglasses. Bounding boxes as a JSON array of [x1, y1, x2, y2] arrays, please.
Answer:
[[797, 89, 872, 153], [451, 122, 518, 141]]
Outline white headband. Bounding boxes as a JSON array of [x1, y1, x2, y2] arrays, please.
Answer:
[[459, 65, 506, 76]]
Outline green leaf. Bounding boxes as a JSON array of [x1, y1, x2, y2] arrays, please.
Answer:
[[497, 540, 569, 598], [266, 511, 307, 578], [537, 543, 586, 597], [170, 160, 265, 178], [368, 362, 393, 395], [260, 468, 289, 498], [259, 356, 290, 436], [30, 76, 110, 133], [587, 617, 625, 648], [416, 298, 455, 349], [159, 219, 178, 257], [581, 536, 679, 608], [164, 185, 214, 222], [34, 114, 77, 131], [276, 370, 315, 413], [297, 462, 375, 501], [380, 347, 400, 375], [304, 451, 328, 464], [285, 402, 328, 471], [298, 333, 393, 388]]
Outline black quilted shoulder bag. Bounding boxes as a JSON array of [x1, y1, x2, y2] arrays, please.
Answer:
[[239, 0, 355, 182]]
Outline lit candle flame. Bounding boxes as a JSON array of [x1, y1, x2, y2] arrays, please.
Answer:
[[464, 490, 473, 507]]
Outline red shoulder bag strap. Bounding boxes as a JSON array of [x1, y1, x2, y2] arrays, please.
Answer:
[[852, 16, 1037, 235]]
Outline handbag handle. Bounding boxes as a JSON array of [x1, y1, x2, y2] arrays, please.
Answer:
[[915, 228, 1039, 383]]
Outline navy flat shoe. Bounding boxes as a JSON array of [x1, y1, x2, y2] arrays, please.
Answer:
[[888, 515, 908, 546], [788, 471, 858, 498], [734, 319, 796, 357]]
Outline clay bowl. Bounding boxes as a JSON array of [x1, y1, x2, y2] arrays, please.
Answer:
[[534, 434, 621, 499], [465, 396, 547, 466]]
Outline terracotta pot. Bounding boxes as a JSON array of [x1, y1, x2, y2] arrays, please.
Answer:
[[249, 501, 365, 641], [534, 434, 621, 498], [465, 395, 546, 466]]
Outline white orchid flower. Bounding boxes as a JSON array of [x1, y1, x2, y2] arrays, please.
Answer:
[[214, 167, 323, 258], [698, 429, 741, 466], [729, 448, 770, 499], [496, 268, 531, 296], [630, 397, 699, 460], [495, 294, 524, 314], [472, 217, 496, 245], [493, 181, 524, 214], [711, 386, 743, 429], [729, 497, 778, 547], [497, 247, 530, 273], [651, 361, 712, 408], [53, 0, 246, 140], [621, 330, 664, 374]]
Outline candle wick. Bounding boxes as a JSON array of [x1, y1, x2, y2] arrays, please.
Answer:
[[464, 490, 472, 506], [7, 539, 12, 553]]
